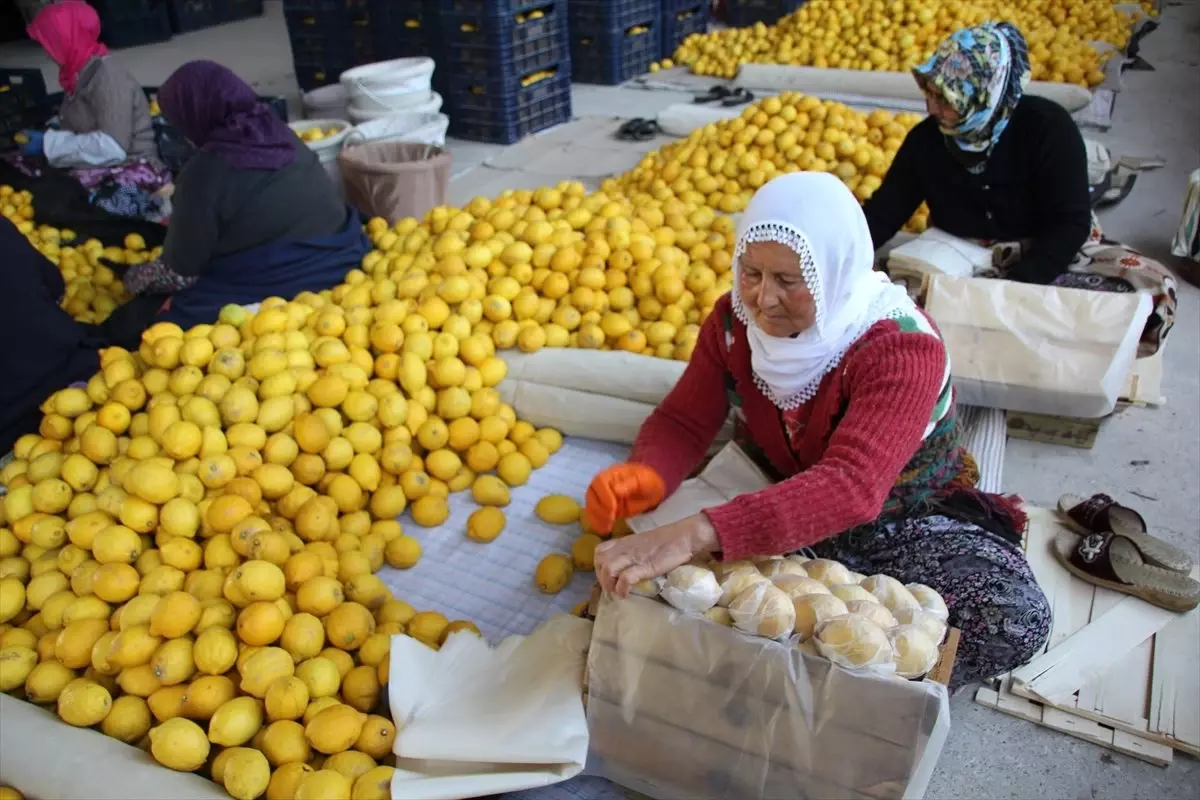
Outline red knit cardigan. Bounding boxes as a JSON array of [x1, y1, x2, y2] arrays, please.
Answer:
[[629, 294, 948, 561]]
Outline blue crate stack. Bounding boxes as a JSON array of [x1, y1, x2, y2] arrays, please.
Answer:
[[439, 1, 572, 145], [167, 0, 216, 33], [285, 1, 437, 92], [213, 0, 264, 24], [568, 0, 662, 86], [88, 0, 174, 49], [660, 0, 709, 60], [0, 68, 49, 152], [724, 0, 806, 28]]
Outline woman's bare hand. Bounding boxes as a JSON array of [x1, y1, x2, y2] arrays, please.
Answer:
[[594, 513, 720, 597]]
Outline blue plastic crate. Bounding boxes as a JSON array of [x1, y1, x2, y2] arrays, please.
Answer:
[[290, 26, 377, 67], [214, 0, 263, 23], [97, 4, 174, 48], [371, 0, 439, 60], [661, 2, 708, 56], [448, 71, 571, 144], [571, 23, 660, 85], [725, 0, 805, 27], [444, 50, 567, 103], [285, 0, 371, 28], [437, 0, 546, 15], [441, 22, 566, 85], [0, 69, 48, 116], [168, 0, 216, 32], [568, 0, 660, 32], [441, 1, 564, 52], [295, 61, 353, 91]]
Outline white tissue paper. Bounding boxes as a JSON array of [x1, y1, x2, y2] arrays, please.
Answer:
[[388, 615, 592, 800]]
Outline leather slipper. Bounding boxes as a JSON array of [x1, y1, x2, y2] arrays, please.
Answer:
[[1053, 531, 1200, 613], [1058, 493, 1194, 573]]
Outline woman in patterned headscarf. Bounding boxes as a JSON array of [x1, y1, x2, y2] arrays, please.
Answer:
[[864, 22, 1091, 285], [864, 21, 1176, 354]]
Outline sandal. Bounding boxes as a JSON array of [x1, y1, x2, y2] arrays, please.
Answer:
[[615, 118, 661, 142], [720, 87, 755, 107], [1054, 531, 1200, 612], [1058, 493, 1194, 573], [693, 86, 733, 104]]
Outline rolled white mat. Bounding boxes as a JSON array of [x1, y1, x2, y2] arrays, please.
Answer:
[[499, 348, 687, 407], [735, 64, 1094, 112], [0, 694, 228, 800], [498, 379, 659, 444]]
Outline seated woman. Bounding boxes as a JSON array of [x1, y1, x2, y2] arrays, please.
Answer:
[[106, 60, 369, 341], [0, 217, 104, 454], [863, 21, 1175, 353], [587, 172, 1050, 688], [15, 1, 169, 222]]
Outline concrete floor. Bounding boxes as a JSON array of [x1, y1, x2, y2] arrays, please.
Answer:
[[2, 1, 1197, 797]]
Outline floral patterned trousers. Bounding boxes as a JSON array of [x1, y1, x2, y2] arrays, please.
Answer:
[[815, 514, 1051, 690]]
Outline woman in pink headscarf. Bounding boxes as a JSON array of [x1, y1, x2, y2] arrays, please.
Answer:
[[13, 1, 168, 221]]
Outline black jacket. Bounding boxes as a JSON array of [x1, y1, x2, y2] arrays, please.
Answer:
[[863, 95, 1091, 284], [1, 218, 102, 453]]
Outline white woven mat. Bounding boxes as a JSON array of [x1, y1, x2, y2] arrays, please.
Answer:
[[375, 437, 627, 644]]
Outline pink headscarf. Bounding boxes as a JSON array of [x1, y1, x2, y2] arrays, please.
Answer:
[[27, 1, 109, 95]]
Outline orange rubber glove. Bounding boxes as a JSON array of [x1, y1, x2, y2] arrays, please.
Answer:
[[585, 463, 666, 535]]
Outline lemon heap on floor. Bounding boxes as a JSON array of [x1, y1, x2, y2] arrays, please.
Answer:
[[611, 92, 930, 230], [0, 289, 576, 797], [672, 0, 1150, 86], [2, 185, 159, 324]]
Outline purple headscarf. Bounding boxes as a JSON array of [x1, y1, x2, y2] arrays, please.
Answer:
[[159, 60, 296, 171]]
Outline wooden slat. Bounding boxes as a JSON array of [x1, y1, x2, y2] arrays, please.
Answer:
[[974, 678, 1174, 768], [1076, 585, 1153, 728], [1012, 595, 1175, 705], [1148, 606, 1200, 749]]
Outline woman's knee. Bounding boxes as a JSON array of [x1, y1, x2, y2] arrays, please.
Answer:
[[950, 578, 1051, 687]]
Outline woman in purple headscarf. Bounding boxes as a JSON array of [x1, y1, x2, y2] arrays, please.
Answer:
[[109, 61, 368, 340]]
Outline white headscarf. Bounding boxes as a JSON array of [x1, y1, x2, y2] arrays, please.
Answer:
[[731, 172, 919, 410]]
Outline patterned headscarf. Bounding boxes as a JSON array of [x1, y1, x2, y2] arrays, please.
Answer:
[[913, 22, 1032, 172], [159, 60, 296, 171], [27, 1, 108, 95]]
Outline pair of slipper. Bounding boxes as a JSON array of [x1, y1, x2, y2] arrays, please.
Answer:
[[693, 85, 755, 106], [1055, 493, 1199, 613], [615, 118, 662, 142]]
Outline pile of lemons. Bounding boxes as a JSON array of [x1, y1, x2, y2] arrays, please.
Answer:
[[2, 185, 158, 324], [360, 183, 733, 362], [672, 0, 1143, 86], [612, 91, 930, 231], [0, 293, 571, 797]]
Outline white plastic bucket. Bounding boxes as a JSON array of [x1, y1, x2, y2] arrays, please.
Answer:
[[346, 92, 443, 125], [289, 119, 353, 199], [341, 58, 435, 114], [303, 84, 349, 120], [344, 112, 449, 149]]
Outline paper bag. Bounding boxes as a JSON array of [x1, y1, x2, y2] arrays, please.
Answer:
[[925, 276, 1151, 418], [387, 615, 591, 799], [629, 442, 771, 533], [887, 228, 994, 279]]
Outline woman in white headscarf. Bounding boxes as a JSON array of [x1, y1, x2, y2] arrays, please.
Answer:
[[585, 172, 1049, 685]]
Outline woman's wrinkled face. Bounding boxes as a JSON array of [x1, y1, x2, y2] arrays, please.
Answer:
[[738, 241, 817, 338], [922, 87, 961, 130]]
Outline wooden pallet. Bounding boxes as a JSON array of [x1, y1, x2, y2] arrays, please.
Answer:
[[973, 507, 1200, 765]]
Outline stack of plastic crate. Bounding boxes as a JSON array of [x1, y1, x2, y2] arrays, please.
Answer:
[[0, 68, 48, 152], [568, 0, 662, 86], [440, 0, 571, 144], [285, 0, 378, 91], [660, 0, 709, 60], [724, 0, 806, 28], [89, 0, 174, 48]]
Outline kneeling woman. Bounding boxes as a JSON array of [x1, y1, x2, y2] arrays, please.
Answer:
[[863, 22, 1175, 352], [110, 61, 368, 340], [587, 173, 1050, 687]]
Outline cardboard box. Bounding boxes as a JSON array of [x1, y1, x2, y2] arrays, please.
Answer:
[[582, 594, 953, 800]]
